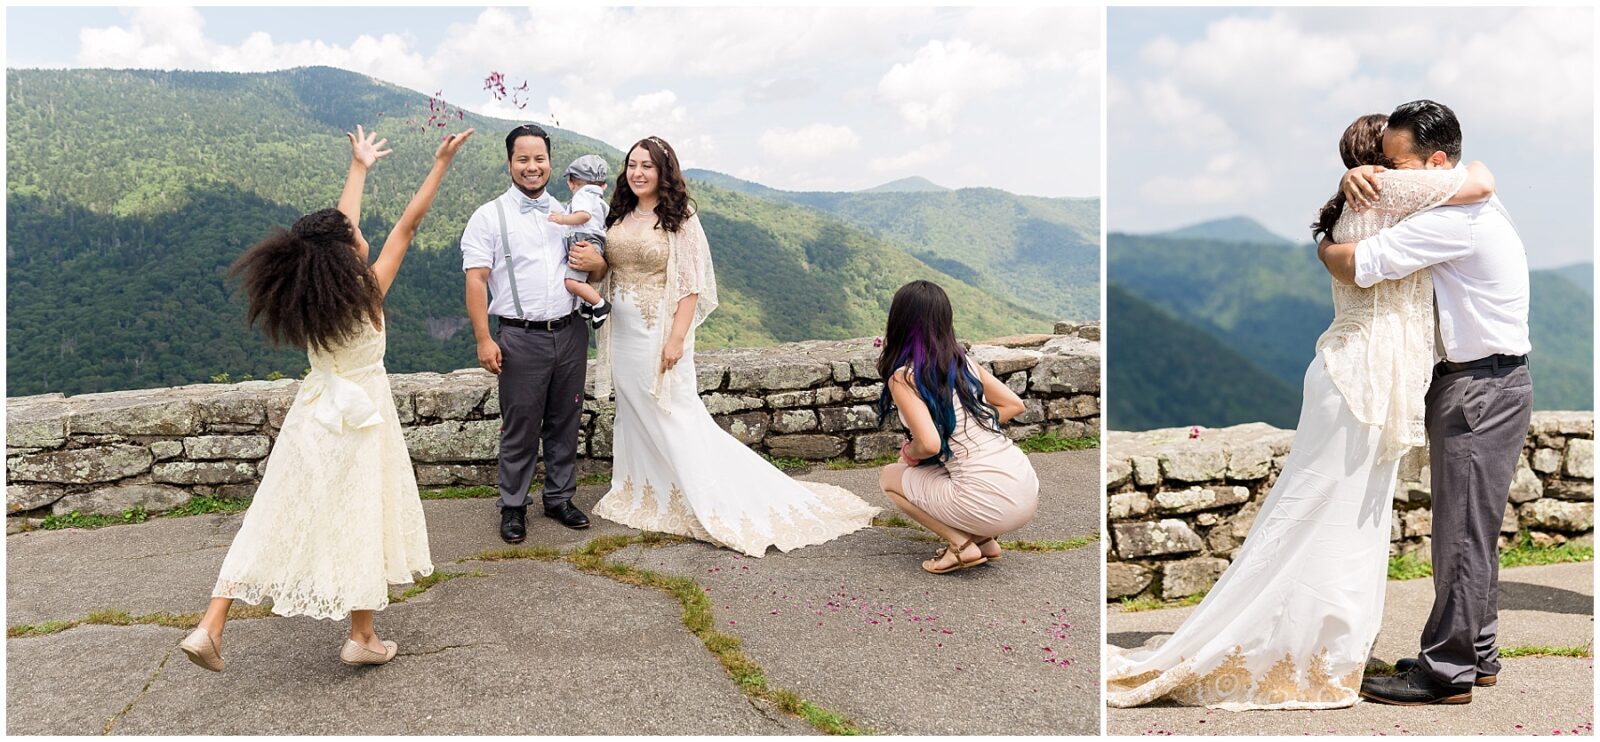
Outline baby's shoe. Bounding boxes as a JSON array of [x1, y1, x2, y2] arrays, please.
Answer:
[[588, 299, 611, 329]]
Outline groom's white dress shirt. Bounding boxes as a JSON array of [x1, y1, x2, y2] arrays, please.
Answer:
[[1353, 195, 1531, 363], [460, 187, 576, 321]]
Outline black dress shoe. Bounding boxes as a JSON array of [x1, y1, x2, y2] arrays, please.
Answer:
[[544, 501, 590, 529], [1393, 657, 1497, 687], [1360, 666, 1472, 705], [500, 505, 527, 543]]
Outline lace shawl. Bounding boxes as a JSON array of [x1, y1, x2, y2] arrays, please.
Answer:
[[592, 211, 718, 413], [1314, 166, 1466, 462]]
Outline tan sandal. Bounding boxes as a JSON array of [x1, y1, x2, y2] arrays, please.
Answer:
[[975, 537, 1002, 562], [340, 638, 398, 666], [179, 627, 224, 672], [923, 539, 987, 574]]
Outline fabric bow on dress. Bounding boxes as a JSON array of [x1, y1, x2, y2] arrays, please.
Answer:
[[300, 361, 386, 433]]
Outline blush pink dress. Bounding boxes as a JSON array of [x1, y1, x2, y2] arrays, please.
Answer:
[[899, 371, 1040, 537]]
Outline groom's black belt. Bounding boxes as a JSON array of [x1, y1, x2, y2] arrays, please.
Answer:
[[497, 312, 579, 331], [1435, 354, 1528, 376]]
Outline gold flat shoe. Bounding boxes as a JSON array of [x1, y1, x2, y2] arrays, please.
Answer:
[[340, 639, 398, 666], [179, 627, 224, 672]]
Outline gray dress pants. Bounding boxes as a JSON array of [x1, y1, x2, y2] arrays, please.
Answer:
[[1417, 362, 1534, 689], [494, 316, 588, 510]]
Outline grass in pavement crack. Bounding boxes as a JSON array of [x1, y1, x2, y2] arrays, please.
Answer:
[[468, 531, 865, 735], [389, 570, 488, 603], [1001, 534, 1099, 551], [7, 571, 482, 638], [1500, 644, 1593, 658], [566, 534, 864, 735], [103, 650, 170, 734]]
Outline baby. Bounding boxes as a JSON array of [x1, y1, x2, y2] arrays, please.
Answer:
[[549, 154, 612, 328]]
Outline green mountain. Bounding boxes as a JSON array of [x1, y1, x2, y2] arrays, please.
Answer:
[[5, 67, 1045, 397], [1554, 262, 1593, 295], [1108, 231, 1594, 421], [1107, 232, 1334, 387], [682, 168, 1100, 321], [861, 176, 949, 193], [1107, 284, 1300, 430], [1154, 216, 1295, 246], [1527, 270, 1595, 411]]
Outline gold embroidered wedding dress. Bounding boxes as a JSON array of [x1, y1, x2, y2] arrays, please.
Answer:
[[590, 213, 879, 556], [1105, 167, 1467, 710]]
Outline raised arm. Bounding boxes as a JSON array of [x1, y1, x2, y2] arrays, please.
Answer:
[[1444, 161, 1494, 205], [338, 124, 391, 231], [370, 129, 475, 295]]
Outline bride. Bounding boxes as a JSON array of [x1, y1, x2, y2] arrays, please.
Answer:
[[1104, 114, 1496, 710], [587, 135, 879, 556]]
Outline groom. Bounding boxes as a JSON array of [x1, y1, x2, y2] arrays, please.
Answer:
[[460, 124, 609, 542], [1317, 99, 1533, 705]]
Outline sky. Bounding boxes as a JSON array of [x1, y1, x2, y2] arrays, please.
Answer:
[[1108, 6, 1594, 269], [5, 5, 1102, 199]]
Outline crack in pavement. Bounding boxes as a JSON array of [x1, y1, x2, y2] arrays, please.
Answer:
[[396, 642, 500, 658], [122, 543, 230, 561], [102, 648, 170, 735]]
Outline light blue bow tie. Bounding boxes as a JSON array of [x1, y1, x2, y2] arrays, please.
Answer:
[[518, 196, 550, 215]]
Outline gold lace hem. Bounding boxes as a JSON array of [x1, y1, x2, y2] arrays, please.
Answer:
[[1106, 645, 1364, 711]]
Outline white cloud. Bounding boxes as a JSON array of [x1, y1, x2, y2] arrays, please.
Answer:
[[77, 7, 434, 92], [1137, 80, 1235, 147], [429, 7, 918, 89], [1113, 6, 1592, 265], [869, 140, 951, 173], [56, 6, 1101, 197], [757, 124, 861, 161], [1137, 150, 1269, 207], [877, 40, 1024, 131], [1142, 13, 1360, 101], [543, 87, 720, 167]]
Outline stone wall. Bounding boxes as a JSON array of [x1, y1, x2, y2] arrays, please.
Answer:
[[6, 323, 1100, 530], [1105, 413, 1595, 602]]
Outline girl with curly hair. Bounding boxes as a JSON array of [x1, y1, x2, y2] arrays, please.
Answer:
[[178, 125, 474, 672], [589, 136, 880, 555]]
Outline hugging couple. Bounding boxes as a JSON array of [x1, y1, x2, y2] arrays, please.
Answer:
[[1108, 99, 1534, 709]]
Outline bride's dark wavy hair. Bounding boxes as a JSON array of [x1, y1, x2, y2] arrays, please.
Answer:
[[228, 208, 384, 353], [875, 281, 1001, 465], [1312, 113, 1392, 243], [605, 136, 696, 233]]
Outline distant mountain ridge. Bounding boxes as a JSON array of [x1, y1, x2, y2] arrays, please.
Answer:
[[862, 176, 949, 193], [1107, 284, 1300, 430], [5, 66, 1049, 396], [1153, 216, 1295, 246], [683, 167, 1101, 321], [1108, 230, 1592, 428], [1554, 262, 1593, 295]]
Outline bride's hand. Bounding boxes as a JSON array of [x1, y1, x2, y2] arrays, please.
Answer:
[[1340, 165, 1385, 211], [660, 336, 685, 373]]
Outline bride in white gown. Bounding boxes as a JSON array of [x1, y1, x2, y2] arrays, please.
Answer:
[[588, 136, 879, 556], [1105, 114, 1497, 710]]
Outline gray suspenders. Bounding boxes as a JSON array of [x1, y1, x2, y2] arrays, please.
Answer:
[[492, 199, 525, 320]]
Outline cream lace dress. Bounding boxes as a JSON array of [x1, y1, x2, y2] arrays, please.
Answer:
[[1105, 167, 1466, 710], [590, 213, 880, 556], [212, 322, 433, 620]]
